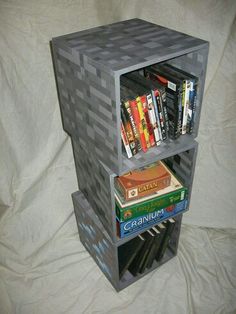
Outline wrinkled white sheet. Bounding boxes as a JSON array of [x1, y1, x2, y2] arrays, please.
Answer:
[[0, 1, 236, 313]]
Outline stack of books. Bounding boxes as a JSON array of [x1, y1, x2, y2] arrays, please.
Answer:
[[115, 161, 188, 238], [120, 64, 198, 158]]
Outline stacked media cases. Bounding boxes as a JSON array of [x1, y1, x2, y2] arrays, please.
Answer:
[[118, 218, 177, 278], [120, 63, 199, 158], [115, 160, 188, 238]]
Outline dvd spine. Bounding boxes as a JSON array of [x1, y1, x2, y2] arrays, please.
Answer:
[[140, 95, 155, 147], [136, 96, 150, 149], [129, 99, 148, 153], [121, 121, 132, 158], [146, 93, 161, 146]]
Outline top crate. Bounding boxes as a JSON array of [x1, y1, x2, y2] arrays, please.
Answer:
[[51, 18, 208, 175]]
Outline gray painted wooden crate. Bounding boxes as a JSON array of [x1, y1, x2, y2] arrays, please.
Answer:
[[72, 190, 183, 291], [51, 18, 208, 175], [51, 18, 208, 291], [71, 137, 198, 245]]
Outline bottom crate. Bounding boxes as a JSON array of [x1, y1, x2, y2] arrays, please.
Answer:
[[72, 190, 182, 291]]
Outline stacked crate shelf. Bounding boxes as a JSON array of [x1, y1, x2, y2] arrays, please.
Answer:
[[51, 18, 209, 291]]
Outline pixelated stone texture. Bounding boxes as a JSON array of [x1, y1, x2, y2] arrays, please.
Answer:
[[71, 138, 116, 240], [53, 18, 208, 73], [72, 191, 119, 290], [51, 18, 208, 174]]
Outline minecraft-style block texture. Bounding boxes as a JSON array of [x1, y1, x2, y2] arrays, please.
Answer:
[[51, 18, 208, 174]]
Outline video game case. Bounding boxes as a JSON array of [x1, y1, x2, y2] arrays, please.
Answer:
[[181, 80, 191, 134], [151, 88, 163, 142], [155, 218, 176, 262], [163, 63, 198, 134], [155, 87, 167, 140], [118, 234, 145, 279], [155, 64, 192, 135], [145, 67, 183, 139]]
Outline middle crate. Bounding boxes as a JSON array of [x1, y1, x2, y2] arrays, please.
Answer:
[[71, 137, 198, 244]]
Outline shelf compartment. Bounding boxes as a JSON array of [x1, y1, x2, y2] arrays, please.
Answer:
[[72, 136, 197, 244], [73, 190, 182, 291], [51, 18, 208, 175]]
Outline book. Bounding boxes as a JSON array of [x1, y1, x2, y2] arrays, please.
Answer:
[[116, 199, 187, 238], [145, 66, 183, 139], [118, 234, 145, 279], [115, 160, 171, 202], [115, 162, 187, 222], [128, 229, 155, 276], [155, 218, 176, 262]]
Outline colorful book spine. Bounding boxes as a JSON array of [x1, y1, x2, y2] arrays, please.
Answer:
[[159, 90, 169, 135], [124, 100, 141, 151], [129, 99, 148, 152], [136, 96, 150, 149], [140, 95, 155, 147], [187, 81, 197, 134], [146, 69, 182, 140], [181, 80, 191, 135], [121, 103, 137, 155], [116, 187, 187, 222], [156, 91, 167, 140], [121, 121, 132, 158], [151, 89, 163, 142], [117, 199, 187, 238], [146, 93, 161, 146]]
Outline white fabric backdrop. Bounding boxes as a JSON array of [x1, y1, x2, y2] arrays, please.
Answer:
[[0, 1, 236, 313]]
